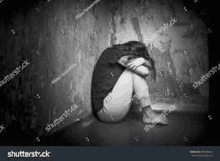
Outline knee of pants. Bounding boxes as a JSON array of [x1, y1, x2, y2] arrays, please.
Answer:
[[132, 75, 150, 96], [131, 71, 149, 86], [119, 69, 133, 84]]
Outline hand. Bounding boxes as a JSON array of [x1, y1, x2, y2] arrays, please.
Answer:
[[127, 57, 145, 71], [118, 56, 129, 64]]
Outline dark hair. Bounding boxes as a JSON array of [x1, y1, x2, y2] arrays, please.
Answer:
[[112, 41, 156, 82]]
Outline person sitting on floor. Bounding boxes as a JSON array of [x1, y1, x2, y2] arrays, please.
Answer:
[[91, 41, 168, 125]]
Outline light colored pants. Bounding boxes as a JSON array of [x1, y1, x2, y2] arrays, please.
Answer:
[[97, 69, 151, 122]]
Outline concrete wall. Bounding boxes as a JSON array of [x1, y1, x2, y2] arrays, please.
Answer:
[[0, 0, 208, 136]]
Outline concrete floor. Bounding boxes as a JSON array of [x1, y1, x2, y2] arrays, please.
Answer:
[[0, 103, 218, 146], [39, 104, 219, 146]]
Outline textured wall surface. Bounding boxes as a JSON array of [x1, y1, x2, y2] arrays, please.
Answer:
[[0, 0, 209, 137], [110, 0, 208, 102]]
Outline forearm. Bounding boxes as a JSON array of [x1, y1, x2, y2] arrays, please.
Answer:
[[117, 55, 145, 67], [120, 63, 149, 78], [117, 56, 150, 77], [143, 60, 152, 70], [120, 56, 152, 70], [132, 65, 150, 78]]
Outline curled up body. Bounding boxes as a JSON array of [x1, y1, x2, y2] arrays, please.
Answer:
[[117, 55, 152, 78]]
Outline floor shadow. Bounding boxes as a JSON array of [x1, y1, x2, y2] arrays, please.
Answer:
[[36, 109, 219, 146]]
